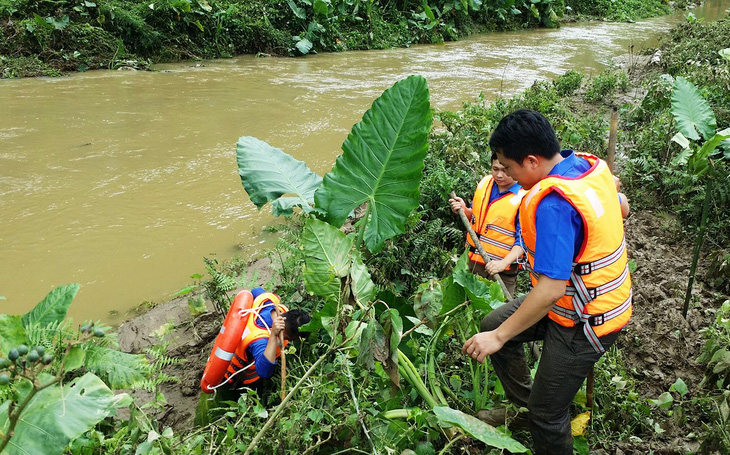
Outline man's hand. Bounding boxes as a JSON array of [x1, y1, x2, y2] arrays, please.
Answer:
[[271, 311, 286, 339], [449, 196, 466, 214], [462, 331, 505, 363], [485, 258, 509, 275]]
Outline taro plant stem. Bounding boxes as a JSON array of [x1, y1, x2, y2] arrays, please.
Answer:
[[683, 174, 714, 318]]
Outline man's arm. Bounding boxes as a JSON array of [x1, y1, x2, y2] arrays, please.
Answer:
[[485, 244, 524, 275], [462, 275, 566, 362]]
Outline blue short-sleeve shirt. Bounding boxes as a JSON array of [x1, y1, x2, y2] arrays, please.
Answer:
[[246, 288, 277, 379], [532, 150, 591, 280]]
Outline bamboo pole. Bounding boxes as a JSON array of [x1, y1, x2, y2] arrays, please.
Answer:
[[450, 191, 513, 301]]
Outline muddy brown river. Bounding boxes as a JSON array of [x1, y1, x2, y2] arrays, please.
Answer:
[[1, 2, 728, 323]]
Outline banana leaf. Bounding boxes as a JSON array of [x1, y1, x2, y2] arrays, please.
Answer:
[[315, 75, 433, 253]]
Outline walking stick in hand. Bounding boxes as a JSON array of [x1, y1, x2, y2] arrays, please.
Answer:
[[450, 191, 513, 301], [275, 308, 287, 401]]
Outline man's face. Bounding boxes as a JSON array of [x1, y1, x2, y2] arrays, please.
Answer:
[[491, 158, 515, 188], [495, 151, 539, 190]]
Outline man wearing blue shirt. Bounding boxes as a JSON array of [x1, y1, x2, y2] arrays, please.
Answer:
[[462, 110, 632, 454]]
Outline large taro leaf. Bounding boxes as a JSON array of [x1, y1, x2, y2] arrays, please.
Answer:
[[84, 344, 150, 389], [0, 315, 26, 356], [0, 373, 130, 455], [236, 136, 323, 216], [671, 76, 716, 141], [432, 406, 529, 453], [314, 75, 433, 253], [21, 283, 79, 328], [302, 218, 353, 302]]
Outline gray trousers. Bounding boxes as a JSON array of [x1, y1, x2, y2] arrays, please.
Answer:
[[481, 296, 620, 455]]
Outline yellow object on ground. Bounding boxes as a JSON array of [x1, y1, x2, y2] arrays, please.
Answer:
[[571, 411, 591, 436]]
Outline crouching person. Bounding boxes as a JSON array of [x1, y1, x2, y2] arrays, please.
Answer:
[[196, 287, 310, 424]]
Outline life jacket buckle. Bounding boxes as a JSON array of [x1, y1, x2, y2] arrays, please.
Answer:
[[574, 262, 592, 275], [588, 313, 605, 326]]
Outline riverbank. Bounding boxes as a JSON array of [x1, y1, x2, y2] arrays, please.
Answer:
[[0, 0, 692, 78]]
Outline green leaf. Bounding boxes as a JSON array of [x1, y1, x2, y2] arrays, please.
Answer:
[[357, 316, 376, 370], [422, 0, 436, 21], [312, 0, 329, 15], [295, 38, 313, 55], [84, 344, 150, 389], [671, 76, 716, 141], [236, 136, 322, 216], [64, 345, 86, 373], [0, 315, 27, 356], [350, 249, 376, 306], [670, 378, 688, 397], [314, 75, 433, 253], [302, 218, 352, 302], [413, 279, 443, 328], [690, 129, 730, 176], [187, 295, 208, 317], [453, 251, 504, 311], [649, 391, 674, 409], [719, 48, 730, 63], [441, 276, 466, 314], [300, 299, 338, 339], [286, 0, 306, 19], [432, 406, 529, 452], [0, 373, 128, 455], [22, 284, 79, 327]]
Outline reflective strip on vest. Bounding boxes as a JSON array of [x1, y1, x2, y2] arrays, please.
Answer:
[[466, 176, 524, 268]]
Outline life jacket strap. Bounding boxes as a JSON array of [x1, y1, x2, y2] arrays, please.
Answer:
[[572, 239, 626, 276], [566, 263, 630, 306], [551, 288, 632, 353]]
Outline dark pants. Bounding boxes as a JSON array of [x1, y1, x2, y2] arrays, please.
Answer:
[[481, 296, 619, 455], [468, 260, 519, 297]]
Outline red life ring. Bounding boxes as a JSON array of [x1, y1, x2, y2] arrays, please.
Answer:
[[200, 290, 254, 393]]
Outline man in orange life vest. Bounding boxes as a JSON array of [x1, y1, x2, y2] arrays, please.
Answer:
[[462, 110, 632, 454], [449, 154, 526, 296]]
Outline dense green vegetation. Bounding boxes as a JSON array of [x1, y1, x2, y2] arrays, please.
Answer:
[[0, 0, 689, 78], [2, 10, 729, 455]]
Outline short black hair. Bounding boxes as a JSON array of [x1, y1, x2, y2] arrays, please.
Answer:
[[488, 109, 560, 163], [284, 309, 311, 340]]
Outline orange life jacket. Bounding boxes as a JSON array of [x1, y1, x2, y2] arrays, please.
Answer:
[[466, 175, 526, 270], [223, 292, 289, 387], [520, 153, 632, 353]]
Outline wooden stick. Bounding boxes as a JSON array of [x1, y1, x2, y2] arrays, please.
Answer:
[[607, 107, 618, 172], [587, 107, 620, 416], [450, 191, 512, 301], [279, 331, 286, 401]]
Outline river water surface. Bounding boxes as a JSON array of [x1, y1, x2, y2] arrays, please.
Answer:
[[2, 2, 728, 323]]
